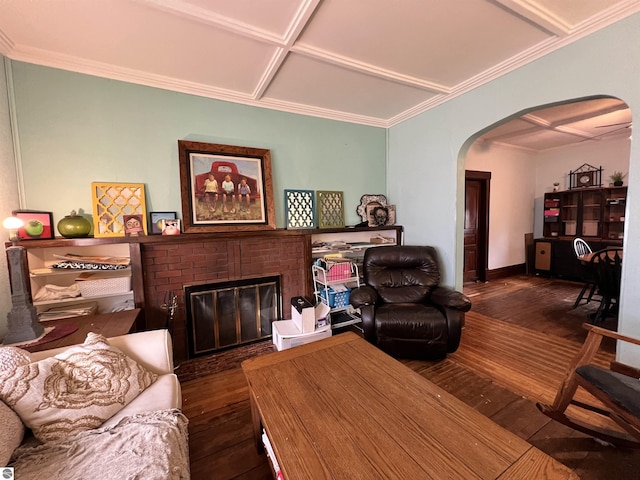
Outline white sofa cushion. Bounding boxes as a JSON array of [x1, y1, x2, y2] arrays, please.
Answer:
[[0, 400, 24, 465], [0, 332, 157, 442], [101, 373, 182, 428], [0, 345, 31, 464], [30, 329, 175, 375]]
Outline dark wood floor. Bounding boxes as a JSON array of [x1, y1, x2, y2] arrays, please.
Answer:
[[180, 275, 638, 480]]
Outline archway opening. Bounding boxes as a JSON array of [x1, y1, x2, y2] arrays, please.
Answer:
[[461, 96, 631, 340]]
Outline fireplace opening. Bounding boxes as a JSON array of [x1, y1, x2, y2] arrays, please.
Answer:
[[185, 276, 281, 357]]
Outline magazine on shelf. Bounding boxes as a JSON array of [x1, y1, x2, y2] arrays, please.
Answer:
[[53, 253, 131, 266], [38, 302, 98, 321]]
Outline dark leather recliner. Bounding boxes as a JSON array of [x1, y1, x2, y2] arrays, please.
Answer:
[[350, 245, 471, 359]]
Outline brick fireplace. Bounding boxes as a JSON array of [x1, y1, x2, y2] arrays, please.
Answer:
[[139, 232, 309, 361], [185, 275, 281, 357]]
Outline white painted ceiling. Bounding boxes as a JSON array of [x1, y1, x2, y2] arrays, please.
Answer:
[[477, 97, 632, 152], [0, 0, 638, 148]]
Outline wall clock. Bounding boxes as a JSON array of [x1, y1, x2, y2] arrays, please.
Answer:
[[569, 163, 602, 190], [578, 172, 594, 187]]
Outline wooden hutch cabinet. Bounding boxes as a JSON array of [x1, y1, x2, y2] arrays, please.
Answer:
[[536, 186, 626, 280]]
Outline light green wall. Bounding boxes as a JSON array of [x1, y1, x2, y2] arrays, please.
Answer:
[[10, 62, 386, 228], [1, 61, 386, 337], [389, 12, 640, 366]]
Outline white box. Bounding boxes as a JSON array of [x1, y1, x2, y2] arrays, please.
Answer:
[[291, 296, 315, 333], [291, 297, 330, 333], [272, 320, 331, 351]]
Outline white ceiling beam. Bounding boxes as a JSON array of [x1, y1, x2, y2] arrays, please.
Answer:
[[136, 0, 285, 45], [524, 104, 629, 128], [493, 0, 570, 36], [291, 44, 450, 94], [252, 0, 322, 99]]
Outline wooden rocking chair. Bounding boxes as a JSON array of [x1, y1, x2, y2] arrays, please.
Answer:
[[537, 323, 640, 448]]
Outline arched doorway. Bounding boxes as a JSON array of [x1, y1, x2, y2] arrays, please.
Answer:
[[463, 96, 631, 284]]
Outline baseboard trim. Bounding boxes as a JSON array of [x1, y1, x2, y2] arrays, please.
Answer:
[[486, 264, 526, 282]]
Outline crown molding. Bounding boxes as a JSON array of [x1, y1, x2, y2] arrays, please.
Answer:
[[0, 27, 14, 56], [4, 2, 640, 129], [8, 45, 388, 127]]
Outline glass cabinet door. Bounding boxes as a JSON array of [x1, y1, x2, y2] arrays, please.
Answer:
[[561, 192, 579, 236], [581, 190, 602, 237]]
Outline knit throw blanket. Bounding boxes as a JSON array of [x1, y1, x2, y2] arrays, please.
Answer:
[[10, 409, 190, 480]]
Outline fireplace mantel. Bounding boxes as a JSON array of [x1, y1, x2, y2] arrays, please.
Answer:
[[11, 225, 402, 361]]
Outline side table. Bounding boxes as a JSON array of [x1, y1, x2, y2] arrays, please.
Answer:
[[23, 309, 140, 353]]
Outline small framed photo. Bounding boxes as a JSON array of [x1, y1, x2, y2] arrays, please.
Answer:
[[162, 218, 181, 235], [367, 204, 396, 227], [357, 194, 388, 223], [123, 214, 145, 236], [12, 210, 55, 240], [149, 212, 178, 235]]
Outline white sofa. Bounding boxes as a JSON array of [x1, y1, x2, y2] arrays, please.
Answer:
[[30, 329, 183, 427], [1, 329, 189, 479]]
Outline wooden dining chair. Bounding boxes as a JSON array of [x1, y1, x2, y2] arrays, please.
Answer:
[[537, 323, 640, 448], [589, 248, 622, 324], [572, 238, 598, 309]]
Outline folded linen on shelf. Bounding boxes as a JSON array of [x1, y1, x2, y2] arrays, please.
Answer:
[[32, 283, 81, 302]]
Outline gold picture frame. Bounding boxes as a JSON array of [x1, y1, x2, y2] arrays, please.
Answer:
[[316, 190, 345, 228]]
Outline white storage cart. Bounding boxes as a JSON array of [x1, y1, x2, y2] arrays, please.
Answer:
[[312, 258, 361, 329]]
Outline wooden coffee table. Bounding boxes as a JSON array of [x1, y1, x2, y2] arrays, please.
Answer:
[[242, 332, 578, 479]]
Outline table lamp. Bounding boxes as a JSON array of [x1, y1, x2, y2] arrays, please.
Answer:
[[3, 216, 44, 344], [3, 216, 23, 244]]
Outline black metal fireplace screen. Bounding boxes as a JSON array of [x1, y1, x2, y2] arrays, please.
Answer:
[[185, 276, 281, 357]]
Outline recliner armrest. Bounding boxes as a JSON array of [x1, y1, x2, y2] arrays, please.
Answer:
[[429, 286, 472, 312], [350, 286, 378, 308]]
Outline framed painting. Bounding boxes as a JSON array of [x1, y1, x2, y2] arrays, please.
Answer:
[[367, 204, 396, 227], [149, 211, 177, 235], [12, 210, 55, 240], [178, 140, 275, 233]]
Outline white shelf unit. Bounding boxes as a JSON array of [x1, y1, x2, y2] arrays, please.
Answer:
[[311, 228, 400, 259], [312, 261, 361, 329], [26, 243, 133, 317]]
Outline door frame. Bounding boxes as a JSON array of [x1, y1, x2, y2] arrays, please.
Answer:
[[465, 170, 491, 282]]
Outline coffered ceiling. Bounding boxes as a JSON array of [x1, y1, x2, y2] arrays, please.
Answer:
[[0, 0, 638, 136], [477, 97, 632, 152]]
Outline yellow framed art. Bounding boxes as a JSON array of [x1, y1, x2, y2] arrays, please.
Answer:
[[91, 182, 147, 237]]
